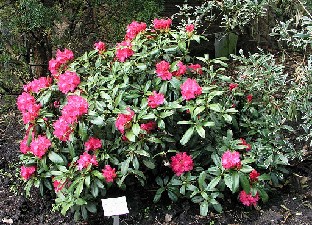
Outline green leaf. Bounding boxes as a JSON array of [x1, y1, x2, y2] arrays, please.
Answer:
[[153, 187, 165, 203], [200, 201, 209, 216], [239, 173, 250, 194], [208, 176, 221, 190], [86, 203, 97, 213], [121, 159, 130, 175], [232, 172, 239, 193], [85, 176, 91, 188], [207, 91, 223, 102], [160, 110, 174, 118], [125, 130, 136, 142], [193, 106, 205, 117], [196, 126, 205, 138], [224, 174, 233, 192], [258, 173, 271, 181], [155, 177, 163, 187], [91, 182, 99, 198], [209, 104, 222, 112], [74, 181, 84, 197], [240, 165, 254, 173], [159, 82, 168, 94], [136, 63, 147, 70], [203, 121, 215, 127], [132, 123, 140, 136], [76, 198, 87, 205], [258, 188, 269, 202], [48, 152, 64, 164], [78, 122, 88, 141], [180, 126, 195, 145], [223, 114, 232, 122], [141, 113, 156, 120], [143, 159, 155, 169], [177, 121, 194, 125], [198, 171, 207, 190], [168, 190, 178, 202], [92, 170, 103, 179], [90, 116, 104, 126]]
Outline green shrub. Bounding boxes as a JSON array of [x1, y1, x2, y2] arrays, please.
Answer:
[[17, 19, 304, 220]]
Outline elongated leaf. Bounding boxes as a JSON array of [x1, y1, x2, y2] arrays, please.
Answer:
[[209, 104, 222, 112], [193, 106, 205, 117], [224, 174, 233, 192], [125, 130, 136, 142], [196, 126, 205, 138], [48, 152, 64, 164], [200, 201, 209, 216], [132, 123, 140, 136], [153, 187, 165, 203], [239, 173, 250, 194], [180, 126, 194, 145], [208, 176, 221, 190], [232, 172, 239, 193], [74, 181, 84, 197]]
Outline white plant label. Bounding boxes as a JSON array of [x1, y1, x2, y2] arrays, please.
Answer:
[[101, 196, 129, 217], [308, 55, 312, 71]]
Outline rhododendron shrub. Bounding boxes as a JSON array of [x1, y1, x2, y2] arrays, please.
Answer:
[[17, 19, 287, 221]]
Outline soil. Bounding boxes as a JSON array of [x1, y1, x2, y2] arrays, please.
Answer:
[[1, 52, 312, 224]]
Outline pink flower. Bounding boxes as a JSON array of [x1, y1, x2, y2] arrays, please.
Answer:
[[58, 71, 80, 94], [239, 190, 259, 206], [30, 135, 51, 158], [102, 165, 117, 183], [115, 108, 135, 134], [56, 48, 74, 64], [153, 18, 172, 31], [116, 40, 134, 62], [77, 152, 98, 170], [240, 138, 252, 151], [17, 92, 36, 112], [148, 91, 165, 108], [221, 150, 241, 169], [249, 169, 260, 182], [181, 78, 202, 101], [188, 64, 203, 75], [247, 94, 253, 102], [229, 83, 238, 91], [125, 21, 147, 40], [140, 121, 157, 133], [156, 60, 172, 80], [53, 116, 73, 141], [21, 165, 36, 180], [23, 77, 52, 93], [61, 95, 89, 123], [49, 58, 61, 75], [94, 41, 106, 52], [53, 180, 65, 192], [20, 134, 30, 154], [85, 137, 102, 151], [172, 61, 187, 77], [171, 152, 194, 176], [21, 103, 41, 124], [186, 24, 195, 33]]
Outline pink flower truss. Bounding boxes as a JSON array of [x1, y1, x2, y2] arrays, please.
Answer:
[[221, 150, 241, 170], [239, 190, 259, 207], [20, 134, 30, 154], [171, 152, 194, 176], [148, 91, 165, 108], [249, 169, 260, 182], [229, 83, 239, 91], [17, 92, 36, 112], [85, 137, 102, 151], [49, 58, 61, 75], [102, 165, 117, 183], [153, 18, 172, 30], [116, 40, 134, 62], [240, 138, 252, 151], [53, 116, 73, 142], [21, 165, 36, 180], [61, 95, 89, 123], [156, 60, 172, 80], [125, 21, 147, 40], [186, 24, 195, 33], [58, 71, 80, 94], [23, 77, 52, 93], [30, 135, 51, 158], [247, 94, 253, 102], [172, 61, 187, 77], [56, 48, 74, 64], [188, 64, 203, 75], [77, 152, 98, 170], [181, 78, 202, 101], [115, 108, 135, 134], [140, 121, 157, 133], [94, 41, 106, 52]]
